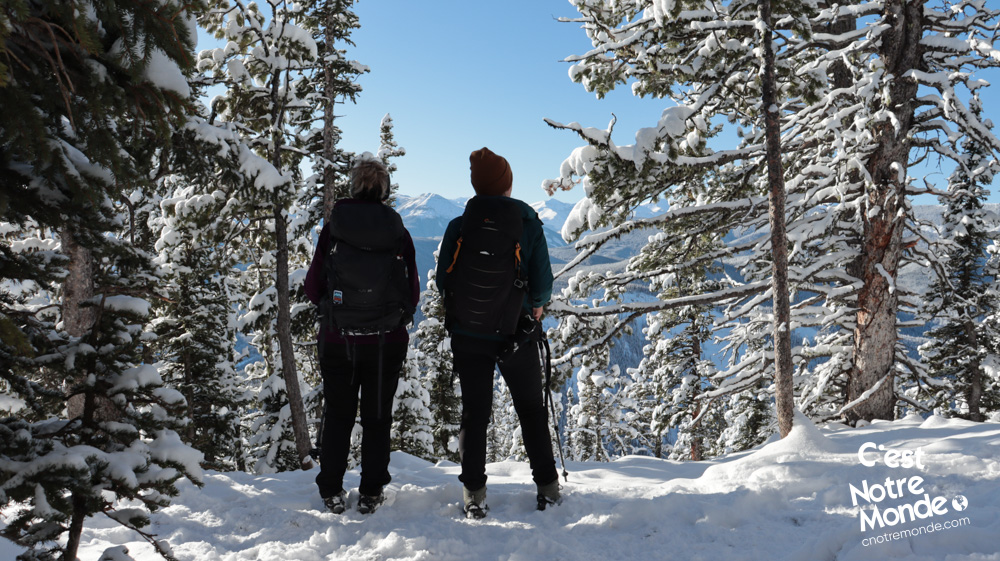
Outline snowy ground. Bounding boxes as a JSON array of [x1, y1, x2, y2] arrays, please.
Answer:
[[3, 414, 999, 561]]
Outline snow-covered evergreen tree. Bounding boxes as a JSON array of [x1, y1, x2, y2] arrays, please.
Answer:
[[716, 379, 775, 455], [412, 268, 461, 462], [307, 0, 368, 218], [545, 0, 1000, 434], [151, 177, 245, 471], [391, 348, 436, 460], [0, 1, 207, 558], [378, 114, 406, 204], [635, 306, 722, 460], [916, 99, 1000, 421], [199, 0, 329, 471], [548, 283, 627, 461]]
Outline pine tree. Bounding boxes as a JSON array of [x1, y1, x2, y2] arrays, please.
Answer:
[[199, 0, 328, 471], [1, 1, 207, 559], [717, 379, 774, 455], [549, 292, 624, 461], [636, 307, 721, 460], [546, 0, 1000, 431], [917, 99, 1000, 421], [306, 0, 367, 219], [391, 348, 436, 460], [151, 177, 245, 471], [758, 0, 794, 438], [412, 268, 461, 462], [378, 113, 406, 204]]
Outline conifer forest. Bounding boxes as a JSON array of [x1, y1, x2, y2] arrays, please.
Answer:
[[2, 1, 999, 560]]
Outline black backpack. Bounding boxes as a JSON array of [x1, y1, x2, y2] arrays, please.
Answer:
[[443, 196, 527, 336], [321, 203, 414, 336]]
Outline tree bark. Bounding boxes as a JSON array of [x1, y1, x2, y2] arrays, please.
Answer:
[[63, 492, 88, 561], [963, 318, 983, 421], [759, 0, 795, 438], [321, 0, 346, 222], [689, 401, 703, 461], [846, 0, 923, 424], [273, 202, 315, 469], [270, 67, 315, 470], [61, 223, 96, 420]]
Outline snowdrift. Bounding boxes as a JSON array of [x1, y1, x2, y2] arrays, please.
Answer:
[[3, 415, 998, 561]]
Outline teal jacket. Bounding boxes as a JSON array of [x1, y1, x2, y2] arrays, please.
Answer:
[[436, 196, 553, 338]]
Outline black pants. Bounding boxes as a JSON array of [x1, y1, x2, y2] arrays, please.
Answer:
[[315, 340, 406, 498], [451, 333, 557, 491]]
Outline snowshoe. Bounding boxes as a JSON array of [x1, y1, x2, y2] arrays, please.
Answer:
[[463, 486, 489, 520], [357, 492, 385, 515], [536, 480, 562, 511], [323, 490, 348, 514]]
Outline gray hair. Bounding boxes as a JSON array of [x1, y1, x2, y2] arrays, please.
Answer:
[[350, 158, 390, 201]]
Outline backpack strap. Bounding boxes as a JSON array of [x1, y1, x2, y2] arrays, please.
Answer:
[[445, 236, 463, 274]]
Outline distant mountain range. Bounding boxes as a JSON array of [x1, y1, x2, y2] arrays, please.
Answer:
[[396, 193, 580, 285], [395, 193, 577, 246], [396, 193, 997, 296]]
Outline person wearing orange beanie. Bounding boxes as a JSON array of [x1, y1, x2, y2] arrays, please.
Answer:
[[436, 147, 560, 519]]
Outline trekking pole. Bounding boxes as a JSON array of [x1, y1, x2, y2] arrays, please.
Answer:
[[310, 344, 325, 463], [538, 326, 569, 482], [311, 389, 325, 464]]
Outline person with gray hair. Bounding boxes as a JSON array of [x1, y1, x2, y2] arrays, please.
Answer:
[[349, 156, 391, 200], [305, 155, 419, 515]]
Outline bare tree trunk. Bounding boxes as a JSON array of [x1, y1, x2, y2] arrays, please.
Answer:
[[60, 227, 96, 561], [759, 0, 795, 439], [270, 69, 315, 470], [321, 0, 346, 222], [62, 224, 96, 420], [63, 493, 87, 561], [273, 202, 315, 469], [846, 0, 922, 424], [963, 319, 983, 421], [689, 400, 703, 461]]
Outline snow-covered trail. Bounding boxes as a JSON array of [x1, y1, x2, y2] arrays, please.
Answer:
[[9, 415, 1000, 561]]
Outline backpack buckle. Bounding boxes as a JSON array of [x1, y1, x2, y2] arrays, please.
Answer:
[[514, 279, 525, 289]]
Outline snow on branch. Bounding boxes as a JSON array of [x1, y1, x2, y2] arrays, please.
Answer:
[[837, 373, 891, 417], [550, 281, 768, 366]]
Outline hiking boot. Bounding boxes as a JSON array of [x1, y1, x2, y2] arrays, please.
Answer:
[[323, 490, 348, 514], [463, 486, 489, 520], [536, 480, 562, 511], [357, 492, 385, 515]]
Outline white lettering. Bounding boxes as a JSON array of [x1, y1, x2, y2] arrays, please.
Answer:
[[858, 441, 878, 467], [858, 494, 951, 531], [885, 448, 900, 468], [856, 442, 926, 470], [861, 506, 884, 531], [850, 480, 871, 506], [850, 476, 927, 506]]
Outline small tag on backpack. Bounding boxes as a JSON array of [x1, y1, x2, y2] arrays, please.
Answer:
[[333, 290, 343, 305]]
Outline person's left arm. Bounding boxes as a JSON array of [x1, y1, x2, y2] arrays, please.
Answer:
[[526, 217, 553, 317]]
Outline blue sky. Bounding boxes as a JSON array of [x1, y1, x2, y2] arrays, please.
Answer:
[[335, 0, 1000, 205], [336, 0, 665, 203]]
